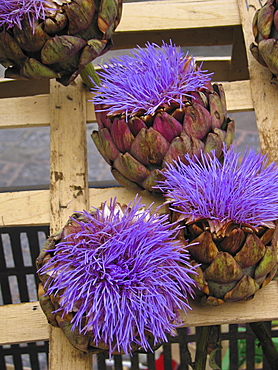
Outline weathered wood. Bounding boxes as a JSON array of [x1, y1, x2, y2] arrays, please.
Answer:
[[117, 0, 240, 33], [238, 0, 278, 162], [0, 94, 50, 128], [114, 0, 240, 48], [0, 80, 253, 129], [113, 26, 237, 50], [223, 80, 253, 112], [48, 78, 91, 369], [229, 25, 249, 81], [0, 187, 164, 227], [0, 189, 50, 226], [1, 281, 278, 346], [0, 78, 49, 98]]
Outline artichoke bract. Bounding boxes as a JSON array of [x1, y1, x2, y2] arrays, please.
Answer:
[[92, 42, 235, 192], [36, 197, 197, 355], [158, 147, 278, 306], [250, 0, 278, 78], [0, 0, 122, 85]]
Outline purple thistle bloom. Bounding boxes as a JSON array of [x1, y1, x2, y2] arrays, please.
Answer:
[[38, 197, 197, 355], [157, 146, 278, 229], [92, 41, 213, 117], [0, 0, 55, 30]]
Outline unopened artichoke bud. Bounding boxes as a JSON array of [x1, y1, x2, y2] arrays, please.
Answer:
[[37, 197, 197, 355], [158, 146, 278, 306], [251, 0, 278, 78], [0, 0, 122, 85], [91, 42, 235, 192]]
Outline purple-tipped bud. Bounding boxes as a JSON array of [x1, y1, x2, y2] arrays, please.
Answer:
[[157, 146, 278, 228], [37, 197, 197, 355], [92, 41, 213, 117]]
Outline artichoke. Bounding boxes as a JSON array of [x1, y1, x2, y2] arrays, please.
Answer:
[[36, 197, 197, 355], [250, 0, 278, 78], [92, 42, 235, 192], [158, 147, 278, 306], [0, 0, 122, 85]]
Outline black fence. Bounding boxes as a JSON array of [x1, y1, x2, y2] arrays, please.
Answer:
[[1, 226, 277, 370]]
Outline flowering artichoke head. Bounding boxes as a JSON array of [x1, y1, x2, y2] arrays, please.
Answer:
[[158, 147, 278, 306], [91, 42, 235, 192], [36, 197, 197, 355], [250, 0, 278, 78], [0, 0, 122, 85]]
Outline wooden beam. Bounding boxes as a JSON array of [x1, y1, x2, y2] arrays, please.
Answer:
[[0, 79, 49, 98], [238, 0, 278, 162], [0, 187, 164, 227], [117, 0, 240, 33], [0, 80, 253, 129], [48, 78, 91, 369], [0, 94, 50, 128], [1, 281, 278, 346], [113, 26, 237, 50]]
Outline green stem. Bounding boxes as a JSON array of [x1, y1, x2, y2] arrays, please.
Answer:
[[194, 326, 211, 370], [249, 322, 278, 370], [79, 63, 101, 89]]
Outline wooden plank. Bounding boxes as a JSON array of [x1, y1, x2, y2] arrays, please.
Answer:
[[229, 25, 249, 81], [238, 0, 278, 162], [117, 0, 240, 33], [0, 301, 49, 345], [222, 80, 253, 112], [1, 281, 278, 346], [48, 78, 91, 369], [0, 78, 49, 98], [0, 187, 164, 227], [112, 0, 239, 48], [0, 58, 235, 100], [0, 189, 50, 227], [0, 94, 50, 128], [113, 25, 237, 50], [0, 79, 254, 128]]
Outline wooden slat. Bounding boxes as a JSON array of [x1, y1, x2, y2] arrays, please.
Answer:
[[0, 79, 49, 99], [1, 281, 277, 346], [113, 0, 240, 48], [0, 188, 164, 227], [223, 80, 253, 112], [113, 25, 237, 50], [48, 78, 91, 369], [0, 189, 50, 227], [0, 94, 50, 128], [117, 0, 240, 33], [0, 301, 49, 345], [0, 80, 253, 129], [238, 0, 278, 162], [0, 59, 239, 99]]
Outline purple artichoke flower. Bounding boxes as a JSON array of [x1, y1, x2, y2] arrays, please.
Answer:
[[38, 197, 197, 355], [92, 41, 213, 117], [157, 147, 278, 305], [91, 41, 234, 192], [0, 0, 122, 85], [158, 146, 278, 230], [0, 0, 55, 30]]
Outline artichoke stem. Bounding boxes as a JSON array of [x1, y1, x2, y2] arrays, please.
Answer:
[[249, 322, 278, 370], [194, 326, 211, 370], [80, 62, 101, 88]]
